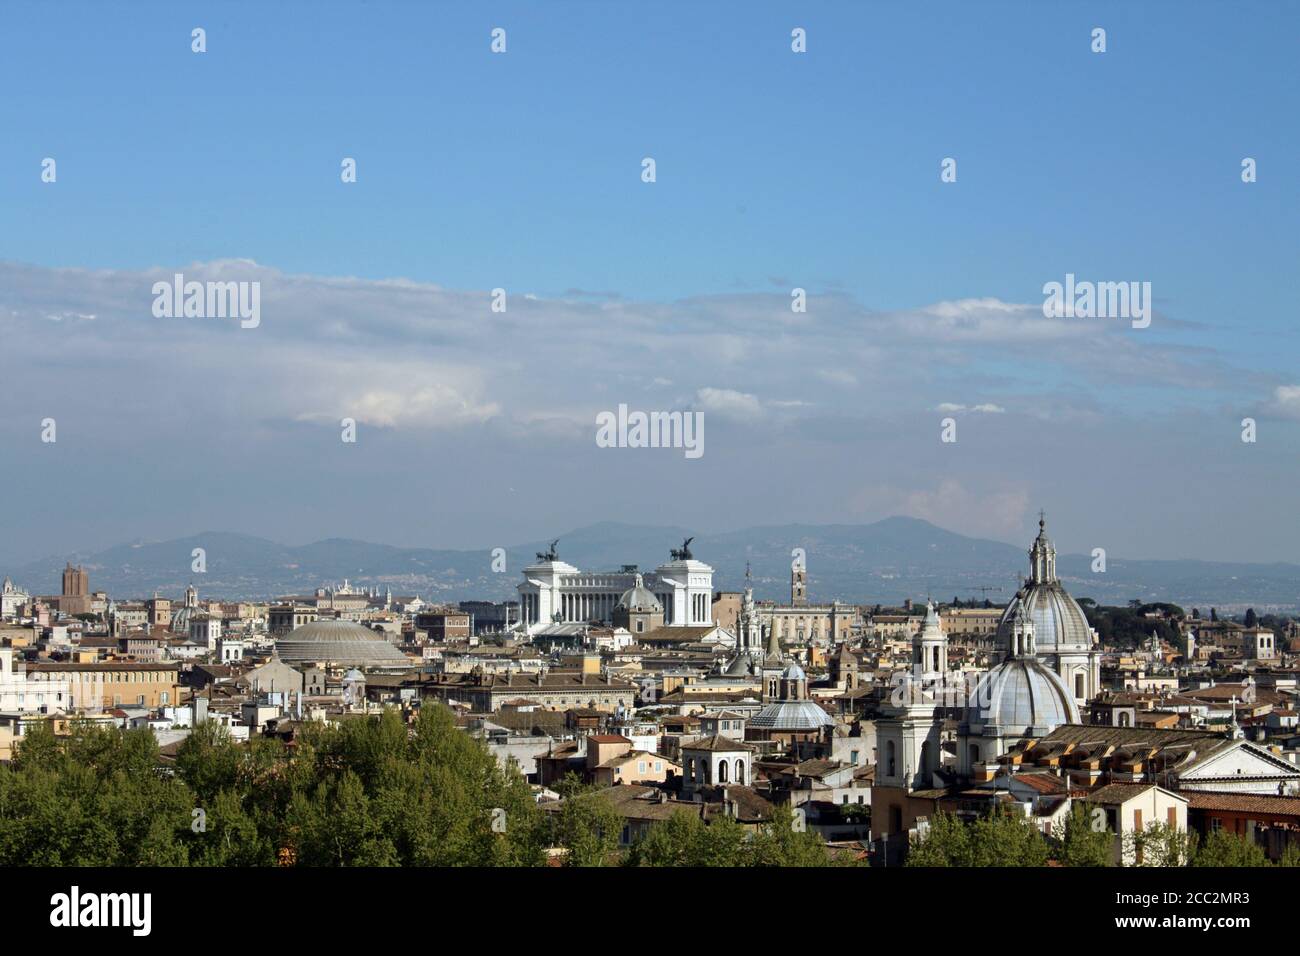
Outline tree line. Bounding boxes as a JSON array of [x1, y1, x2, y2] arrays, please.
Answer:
[[906, 805, 1298, 867], [0, 707, 846, 867]]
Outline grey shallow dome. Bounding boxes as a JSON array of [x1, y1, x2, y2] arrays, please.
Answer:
[[749, 699, 835, 732], [616, 574, 662, 613], [997, 582, 1093, 654], [963, 658, 1079, 735], [275, 619, 411, 667], [724, 654, 755, 677]]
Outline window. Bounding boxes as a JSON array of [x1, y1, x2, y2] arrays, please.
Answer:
[[1210, 817, 1223, 832], [886, 740, 896, 777], [734, 759, 745, 785], [638, 761, 646, 774]]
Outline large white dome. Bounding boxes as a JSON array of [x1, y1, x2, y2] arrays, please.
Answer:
[[963, 657, 1080, 735], [996, 516, 1095, 655], [275, 619, 411, 667]]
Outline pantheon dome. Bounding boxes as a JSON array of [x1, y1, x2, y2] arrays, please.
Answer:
[[275, 619, 411, 668]]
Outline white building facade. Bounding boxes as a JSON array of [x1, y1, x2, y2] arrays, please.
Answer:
[[517, 540, 713, 634], [1, 577, 29, 619], [0, 647, 70, 713]]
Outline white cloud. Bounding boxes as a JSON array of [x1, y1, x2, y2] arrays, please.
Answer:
[[0, 260, 1257, 444], [1260, 384, 1300, 421], [695, 387, 764, 423], [936, 402, 1005, 414]]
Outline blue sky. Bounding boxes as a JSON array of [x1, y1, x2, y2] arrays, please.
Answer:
[[0, 1, 1297, 569]]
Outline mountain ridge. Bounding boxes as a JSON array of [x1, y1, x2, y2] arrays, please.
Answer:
[[4, 518, 1296, 610]]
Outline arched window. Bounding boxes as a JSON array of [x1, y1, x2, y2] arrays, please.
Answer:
[[734, 759, 745, 784], [886, 740, 896, 777], [718, 759, 729, 783], [1119, 711, 1131, 728]]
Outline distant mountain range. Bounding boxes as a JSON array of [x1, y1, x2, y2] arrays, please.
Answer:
[[4, 518, 1297, 611]]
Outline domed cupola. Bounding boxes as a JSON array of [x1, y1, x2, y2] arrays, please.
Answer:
[[961, 599, 1080, 765], [616, 573, 662, 614], [613, 573, 665, 635], [996, 514, 1095, 657]]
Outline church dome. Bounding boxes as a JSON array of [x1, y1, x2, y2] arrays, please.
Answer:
[[724, 654, 754, 677], [616, 574, 662, 613], [276, 619, 411, 667], [996, 516, 1094, 655], [964, 657, 1080, 734], [170, 605, 197, 634], [782, 661, 806, 681], [999, 583, 1093, 654]]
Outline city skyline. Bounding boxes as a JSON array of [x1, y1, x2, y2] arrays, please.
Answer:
[[3, 515, 1297, 611]]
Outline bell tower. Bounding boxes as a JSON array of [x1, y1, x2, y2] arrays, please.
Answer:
[[912, 601, 948, 675]]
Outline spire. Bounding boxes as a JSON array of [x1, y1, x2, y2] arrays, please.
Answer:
[[766, 620, 782, 660]]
